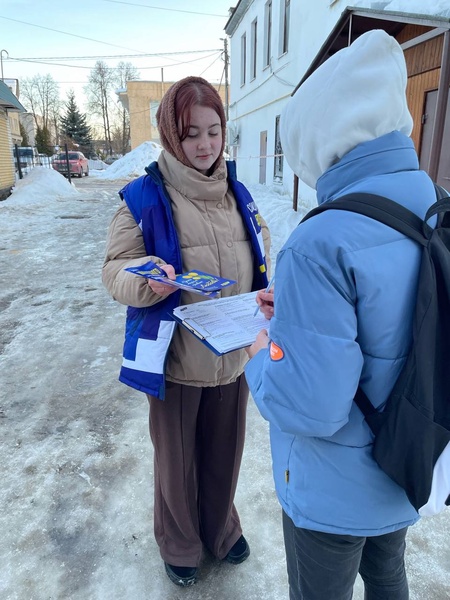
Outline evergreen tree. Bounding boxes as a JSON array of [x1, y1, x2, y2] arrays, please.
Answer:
[[35, 125, 53, 155], [60, 90, 93, 153], [19, 122, 29, 147]]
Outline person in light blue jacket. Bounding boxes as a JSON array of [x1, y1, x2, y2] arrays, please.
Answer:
[[245, 30, 436, 600]]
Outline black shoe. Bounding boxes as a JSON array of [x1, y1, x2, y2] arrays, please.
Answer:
[[224, 535, 250, 564], [164, 562, 198, 587]]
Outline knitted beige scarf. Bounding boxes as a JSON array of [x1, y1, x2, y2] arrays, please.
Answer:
[[156, 76, 226, 173]]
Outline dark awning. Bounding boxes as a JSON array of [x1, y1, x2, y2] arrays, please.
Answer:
[[0, 80, 26, 112], [289, 6, 450, 186], [294, 6, 450, 93]]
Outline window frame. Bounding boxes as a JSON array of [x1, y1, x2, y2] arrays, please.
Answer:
[[250, 18, 258, 80], [264, 0, 272, 69], [273, 114, 284, 182], [241, 32, 247, 86], [280, 0, 290, 56]]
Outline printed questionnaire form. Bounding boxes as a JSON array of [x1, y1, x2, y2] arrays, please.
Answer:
[[172, 292, 270, 355]]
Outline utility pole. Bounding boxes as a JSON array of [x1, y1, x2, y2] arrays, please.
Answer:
[[221, 37, 230, 156], [223, 37, 229, 122], [0, 49, 9, 80]]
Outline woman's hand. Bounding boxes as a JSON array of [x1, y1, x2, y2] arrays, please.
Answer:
[[254, 287, 274, 320], [147, 264, 178, 296], [245, 329, 269, 358]]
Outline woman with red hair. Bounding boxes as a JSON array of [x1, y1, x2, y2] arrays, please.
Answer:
[[103, 76, 271, 587]]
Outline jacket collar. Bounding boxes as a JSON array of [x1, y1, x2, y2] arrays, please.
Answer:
[[316, 132, 419, 205], [157, 150, 228, 201]]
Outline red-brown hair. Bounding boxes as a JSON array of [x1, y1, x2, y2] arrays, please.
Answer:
[[156, 76, 226, 172], [175, 81, 226, 142]]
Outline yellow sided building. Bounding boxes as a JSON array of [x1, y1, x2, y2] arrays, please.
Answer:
[[117, 80, 226, 151], [0, 80, 25, 200]]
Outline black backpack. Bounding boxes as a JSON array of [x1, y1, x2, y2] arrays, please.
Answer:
[[302, 186, 450, 515]]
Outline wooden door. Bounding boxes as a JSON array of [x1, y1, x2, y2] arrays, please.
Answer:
[[419, 89, 450, 189]]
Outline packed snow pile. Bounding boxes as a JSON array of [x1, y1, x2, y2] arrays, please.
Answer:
[[94, 141, 162, 180], [353, 0, 450, 17], [4, 167, 79, 207], [387, 0, 450, 15], [88, 158, 109, 171], [385, 0, 450, 17]]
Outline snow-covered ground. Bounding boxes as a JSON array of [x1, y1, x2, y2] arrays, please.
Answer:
[[1, 148, 449, 599]]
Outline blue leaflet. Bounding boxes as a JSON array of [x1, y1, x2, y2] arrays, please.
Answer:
[[125, 260, 236, 297]]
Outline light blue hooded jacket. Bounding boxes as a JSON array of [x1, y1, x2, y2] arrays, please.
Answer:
[[245, 130, 437, 535], [245, 29, 434, 537]]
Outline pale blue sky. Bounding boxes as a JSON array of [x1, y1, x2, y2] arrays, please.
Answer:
[[0, 0, 234, 108]]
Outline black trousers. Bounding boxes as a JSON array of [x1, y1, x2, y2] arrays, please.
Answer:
[[147, 376, 248, 567], [282, 510, 409, 600]]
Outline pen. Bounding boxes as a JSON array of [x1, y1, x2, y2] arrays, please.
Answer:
[[253, 274, 275, 317]]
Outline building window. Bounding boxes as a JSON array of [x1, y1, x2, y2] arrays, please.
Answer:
[[274, 115, 283, 182], [150, 101, 159, 129], [241, 32, 247, 86], [264, 0, 272, 68], [251, 18, 258, 80], [280, 0, 290, 55]]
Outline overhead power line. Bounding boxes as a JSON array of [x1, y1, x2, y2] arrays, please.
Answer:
[[199, 53, 223, 77], [100, 0, 228, 17], [10, 49, 221, 62], [0, 15, 154, 54], [7, 51, 221, 72]]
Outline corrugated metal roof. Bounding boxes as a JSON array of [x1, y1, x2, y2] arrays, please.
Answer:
[[0, 80, 26, 112]]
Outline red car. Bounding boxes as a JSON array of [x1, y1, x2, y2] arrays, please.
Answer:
[[53, 151, 89, 178]]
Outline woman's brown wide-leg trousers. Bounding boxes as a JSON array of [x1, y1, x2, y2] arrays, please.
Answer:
[[147, 375, 249, 567]]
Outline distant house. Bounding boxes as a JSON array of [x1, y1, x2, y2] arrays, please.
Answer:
[[20, 112, 36, 146], [225, 2, 450, 206], [117, 80, 227, 151], [0, 80, 26, 200]]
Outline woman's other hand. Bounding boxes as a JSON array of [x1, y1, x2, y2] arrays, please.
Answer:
[[245, 329, 269, 358], [147, 264, 178, 296]]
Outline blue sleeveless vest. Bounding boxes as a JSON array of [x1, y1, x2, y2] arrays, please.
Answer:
[[118, 160, 268, 399]]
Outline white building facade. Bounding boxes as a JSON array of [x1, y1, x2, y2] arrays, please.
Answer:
[[225, 0, 380, 203]]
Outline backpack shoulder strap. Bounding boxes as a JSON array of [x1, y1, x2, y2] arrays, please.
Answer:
[[354, 386, 379, 419], [302, 187, 447, 417], [426, 184, 450, 225], [433, 183, 449, 201], [302, 192, 430, 246]]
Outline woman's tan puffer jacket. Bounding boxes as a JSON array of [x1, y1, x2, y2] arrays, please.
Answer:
[[103, 151, 271, 387]]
